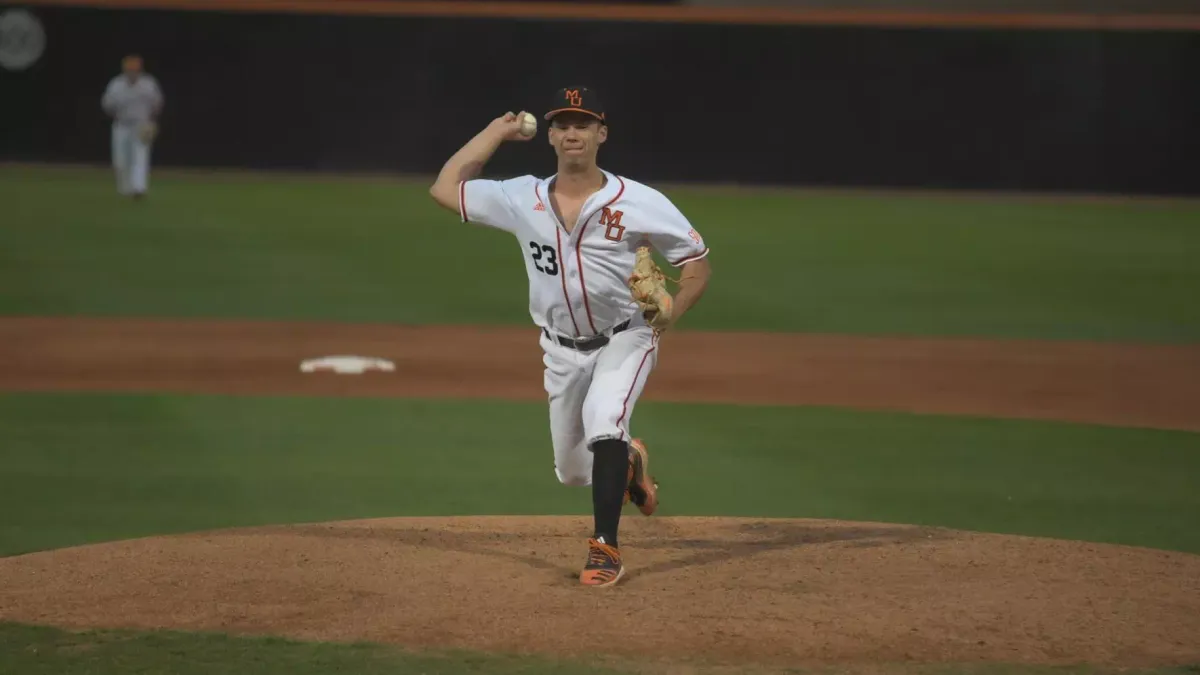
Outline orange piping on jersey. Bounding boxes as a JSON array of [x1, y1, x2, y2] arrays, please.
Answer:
[[617, 332, 658, 441], [556, 227, 582, 336], [576, 176, 626, 336], [458, 180, 468, 223], [575, 218, 600, 335], [671, 247, 709, 267], [540, 183, 582, 337]]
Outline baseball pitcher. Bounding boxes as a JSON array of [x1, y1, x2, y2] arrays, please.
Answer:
[[429, 86, 712, 587]]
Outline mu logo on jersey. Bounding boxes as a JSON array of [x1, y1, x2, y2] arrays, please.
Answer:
[[533, 202, 545, 212], [600, 207, 625, 242]]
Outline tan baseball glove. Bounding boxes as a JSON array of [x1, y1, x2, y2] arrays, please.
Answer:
[[628, 246, 674, 331], [138, 121, 158, 143]]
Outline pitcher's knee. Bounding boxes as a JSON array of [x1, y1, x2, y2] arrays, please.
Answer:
[[555, 467, 590, 487]]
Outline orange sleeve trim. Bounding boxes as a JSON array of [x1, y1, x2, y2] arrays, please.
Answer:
[[671, 248, 709, 267], [458, 180, 468, 223]]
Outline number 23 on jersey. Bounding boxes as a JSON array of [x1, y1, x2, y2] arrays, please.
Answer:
[[529, 241, 559, 276]]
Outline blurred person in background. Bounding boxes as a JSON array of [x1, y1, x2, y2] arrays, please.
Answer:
[[101, 54, 163, 200]]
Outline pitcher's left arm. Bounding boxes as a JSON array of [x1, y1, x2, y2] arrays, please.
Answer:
[[668, 256, 712, 327], [636, 189, 712, 330]]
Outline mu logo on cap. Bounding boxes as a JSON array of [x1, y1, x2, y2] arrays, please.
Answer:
[[565, 89, 583, 106]]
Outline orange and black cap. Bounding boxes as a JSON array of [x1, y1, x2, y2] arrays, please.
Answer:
[[545, 86, 606, 124]]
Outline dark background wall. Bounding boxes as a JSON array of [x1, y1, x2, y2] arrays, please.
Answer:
[[1, 3, 1198, 195]]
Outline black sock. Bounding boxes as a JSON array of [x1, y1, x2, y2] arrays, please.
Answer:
[[591, 439, 629, 548]]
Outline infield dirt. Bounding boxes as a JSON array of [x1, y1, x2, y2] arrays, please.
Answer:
[[2, 316, 1199, 670]]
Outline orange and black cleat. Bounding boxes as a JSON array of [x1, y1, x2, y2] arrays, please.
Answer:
[[624, 438, 658, 516], [580, 537, 624, 587]]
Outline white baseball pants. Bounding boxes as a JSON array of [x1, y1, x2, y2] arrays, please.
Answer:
[[111, 123, 151, 195], [541, 325, 659, 487]]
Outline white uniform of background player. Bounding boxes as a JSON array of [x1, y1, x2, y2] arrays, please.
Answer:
[[101, 54, 163, 199], [430, 86, 712, 587]]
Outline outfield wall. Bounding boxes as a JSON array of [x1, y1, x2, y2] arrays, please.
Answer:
[[1, 3, 1197, 195]]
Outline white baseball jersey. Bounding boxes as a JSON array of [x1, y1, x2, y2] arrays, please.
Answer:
[[458, 169, 708, 338], [101, 74, 163, 126]]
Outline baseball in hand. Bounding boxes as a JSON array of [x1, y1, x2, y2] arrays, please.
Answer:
[[519, 112, 537, 137]]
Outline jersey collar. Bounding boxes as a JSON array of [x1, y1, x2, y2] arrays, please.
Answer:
[[541, 169, 621, 206], [540, 169, 623, 232]]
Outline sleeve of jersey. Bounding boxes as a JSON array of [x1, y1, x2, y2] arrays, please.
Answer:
[[101, 79, 117, 110], [646, 198, 709, 268], [458, 178, 519, 233], [150, 78, 164, 107]]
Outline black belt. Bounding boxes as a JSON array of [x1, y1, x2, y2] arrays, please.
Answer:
[[543, 320, 631, 352]]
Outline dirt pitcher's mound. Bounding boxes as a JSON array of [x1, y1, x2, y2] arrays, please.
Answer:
[[1, 516, 1198, 669], [5, 316, 1200, 432]]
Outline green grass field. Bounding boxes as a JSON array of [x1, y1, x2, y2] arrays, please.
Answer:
[[3, 165, 1199, 340], [0, 623, 645, 675], [6, 623, 1196, 675], [2, 392, 1199, 559], [1, 165, 1198, 674]]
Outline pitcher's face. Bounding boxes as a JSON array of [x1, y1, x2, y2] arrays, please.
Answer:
[[549, 112, 607, 168]]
